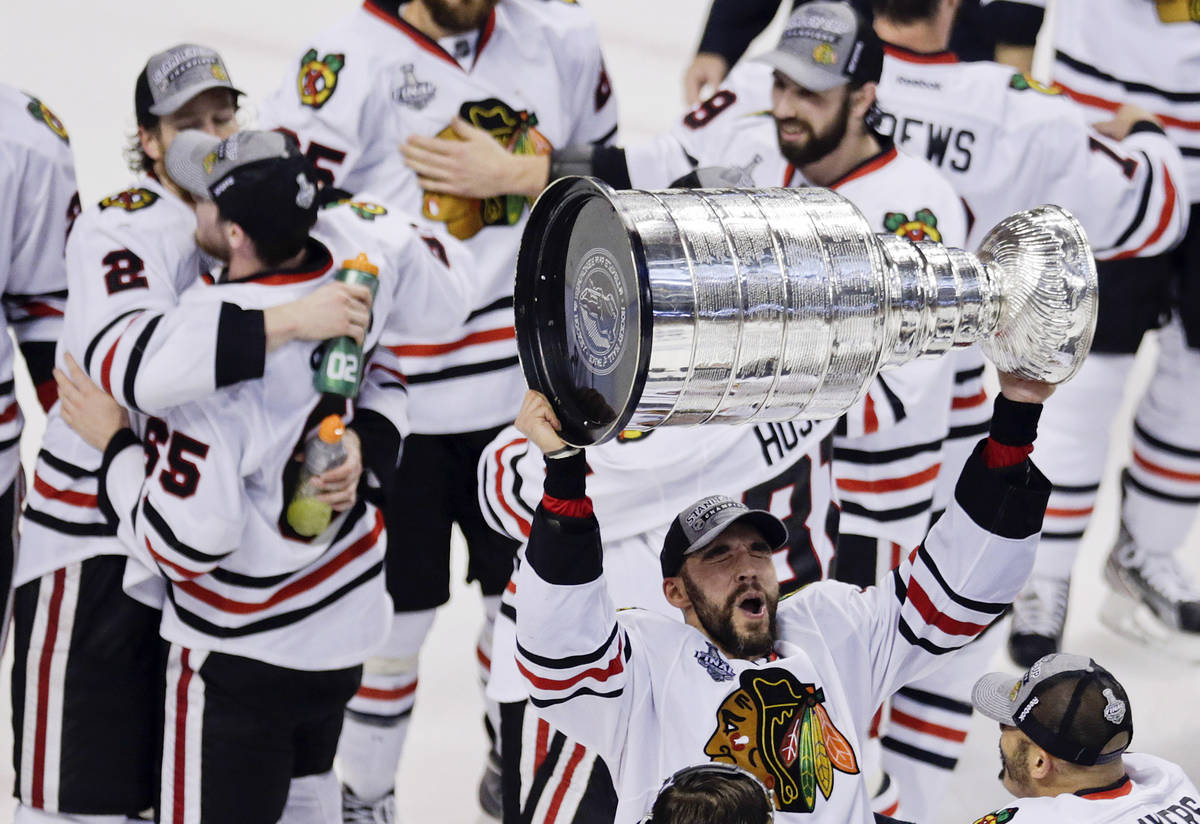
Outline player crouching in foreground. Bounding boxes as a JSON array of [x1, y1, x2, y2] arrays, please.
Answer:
[[511, 377, 1054, 822], [970, 653, 1200, 822]]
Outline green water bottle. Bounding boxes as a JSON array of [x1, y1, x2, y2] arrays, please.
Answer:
[[314, 253, 379, 398]]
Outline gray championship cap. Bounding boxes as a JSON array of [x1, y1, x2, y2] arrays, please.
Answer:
[[166, 129, 319, 240], [756, 1, 884, 92], [972, 653, 1134, 766], [140, 44, 243, 118], [660, 495, 788, 577]]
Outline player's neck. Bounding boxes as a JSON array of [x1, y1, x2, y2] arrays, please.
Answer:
[[400, 0, 472, 41], [226, 246, 308, 282], [1051, 761, 1128, 798], [872, 17, 952, 54], [799, 129, 883, 189]]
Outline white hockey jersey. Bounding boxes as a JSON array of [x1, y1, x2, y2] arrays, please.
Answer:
[[100, 200, 473, 669], [0, 85, 76, 491], [19, 178, 206, 586], [516, 446, 1049, 822], [258, 0, 619, 434], [875, 45, 1189, 257], [966, 753, 1200, 824], [1052, 0, 1200, 205]]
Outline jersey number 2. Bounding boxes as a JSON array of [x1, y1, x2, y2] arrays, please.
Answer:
[[103, 250, 148, 294]]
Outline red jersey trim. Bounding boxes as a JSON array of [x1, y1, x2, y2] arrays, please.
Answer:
[[363, 0, 496, 71], [830, 146, 899, 190], [1077, 775, 1132, 800], [883, 43, 959, 64]]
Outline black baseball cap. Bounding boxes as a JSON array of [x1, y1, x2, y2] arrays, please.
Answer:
[[660, 495, 788, 578], [972, 653, 1134, 766], [756, 1, 884, 91], [165, 129, 320, 242]]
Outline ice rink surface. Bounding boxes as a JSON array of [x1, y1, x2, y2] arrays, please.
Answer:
[[2, 1, 1198, 821]]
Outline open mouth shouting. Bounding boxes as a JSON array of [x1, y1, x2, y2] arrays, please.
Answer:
[[737, 591, 768, 620]]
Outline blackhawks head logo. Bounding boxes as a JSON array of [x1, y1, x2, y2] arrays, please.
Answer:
[[297, 49, 345, 109], [421, 98, 552, 240], [328, 199, 388, 221], [25, 96, 68, 142], [704, 668, 859, 813], [884, 209, 942, 242], [99, 188, 160, 212], [1008, 73, 1061, 95], [973, 807, 1019, 824]]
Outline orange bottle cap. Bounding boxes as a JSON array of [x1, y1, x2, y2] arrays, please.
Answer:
[[342, 253, 379, 277], [318, 415, 345, 444]]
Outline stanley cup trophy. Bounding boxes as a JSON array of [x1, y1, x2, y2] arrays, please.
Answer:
[[514, 177, 1098, 447]]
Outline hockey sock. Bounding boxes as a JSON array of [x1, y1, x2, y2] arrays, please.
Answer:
[[1034, 352, 1135, 580], [479, 594, 501, 752], [1123, 320, 1200, 557], [337, 609, 436, 801]]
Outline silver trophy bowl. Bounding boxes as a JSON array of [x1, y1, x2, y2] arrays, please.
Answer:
[[515, 177, 1097, 446]]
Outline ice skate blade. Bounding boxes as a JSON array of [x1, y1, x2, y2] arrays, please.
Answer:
[[1100, 589, 1200, 663]]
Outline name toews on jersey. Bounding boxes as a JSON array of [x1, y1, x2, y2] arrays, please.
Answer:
[[258, 0, 619, 433], [875, 45, 1188, 257]]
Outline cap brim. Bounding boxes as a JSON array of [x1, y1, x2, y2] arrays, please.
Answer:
[[148, 80, 244, 116], [756, 50, 846, 93], [971, 672, 1021, 724], [164, 130, 223, 201], [684, 510, 789, 557]]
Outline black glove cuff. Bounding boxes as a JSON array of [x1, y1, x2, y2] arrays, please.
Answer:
[[989, 393, 1042, 446]]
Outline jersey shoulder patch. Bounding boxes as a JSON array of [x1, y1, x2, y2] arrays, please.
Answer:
[[23, 94, 69, 142], [297, 48, 346, 109], [98, 187, 160, 212], [1008, 73, 1062, 95], [972, 806, 1019, 824], [884, 208, 942, 242], [325, 198, 388, 221]]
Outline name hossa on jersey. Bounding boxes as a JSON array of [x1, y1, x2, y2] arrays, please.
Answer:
[[874, 48, 1189, 256], [258, 0, 619, 433], [0, 86, 77, 495], [102, 198, 475, 669]]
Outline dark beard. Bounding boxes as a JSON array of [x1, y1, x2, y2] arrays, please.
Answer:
[[422, 0, 498, 34], [681, 572, 777, 659], [775, 91, 852, 168]]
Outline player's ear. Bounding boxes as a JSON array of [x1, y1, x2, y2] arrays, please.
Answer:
[[1029, 744, 1052, 780], [139, 125, 164, 163], [850, 82, 877, 120], [663, 576, 690, 610]]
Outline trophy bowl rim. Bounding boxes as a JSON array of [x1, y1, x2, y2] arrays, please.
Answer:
[[515, 175, 656, 446]]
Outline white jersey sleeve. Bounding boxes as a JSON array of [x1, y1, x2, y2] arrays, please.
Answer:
[[102, 408, 246, 585], [63, 183, 268, 416]]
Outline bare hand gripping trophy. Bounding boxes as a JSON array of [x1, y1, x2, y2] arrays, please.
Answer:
[[515, 177, 1098, 446]]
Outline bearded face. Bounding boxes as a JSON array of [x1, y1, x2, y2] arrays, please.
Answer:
[[998, 727, 1038, 797], [681, 567, 778, 660], [420, 0, 500, 34], [193, 199, 232, 262], [769, 69, 856, 169]]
